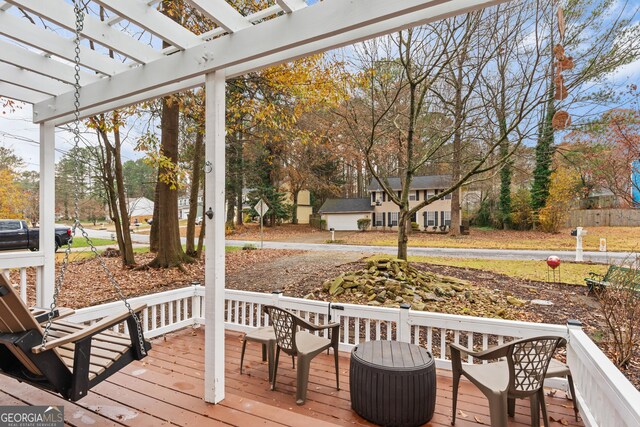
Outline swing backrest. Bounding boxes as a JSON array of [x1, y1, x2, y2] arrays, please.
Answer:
[[0, 273, 48, 375]]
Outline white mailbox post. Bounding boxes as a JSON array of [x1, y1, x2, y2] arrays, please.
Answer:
[[575, 227, 587, 262]]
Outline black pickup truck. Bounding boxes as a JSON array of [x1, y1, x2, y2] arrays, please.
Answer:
[[0, 220, 73, 252]]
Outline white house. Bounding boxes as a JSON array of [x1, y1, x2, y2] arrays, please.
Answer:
[[127, 197, 154, 220], [318, 198, 373, 231]]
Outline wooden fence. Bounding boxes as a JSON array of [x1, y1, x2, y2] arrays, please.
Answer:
[[565, 209, 640, 227]]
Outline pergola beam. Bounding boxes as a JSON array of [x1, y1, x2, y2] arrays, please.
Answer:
[[34, 0, 507, 123], [0, 39, 101, 85], [275, 0, 307, 14], [186, 0, 252, 33], [0, 63, 71, 96], [91, 0, 200, 50], [6, 0, 163, 64], [0, 9, 128, 76], [0, 82, 48, 104]]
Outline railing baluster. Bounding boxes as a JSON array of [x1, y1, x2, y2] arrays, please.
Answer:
[[19, 267, 27, 302]]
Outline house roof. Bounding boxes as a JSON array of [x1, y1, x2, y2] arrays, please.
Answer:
[[319, 198, 373, 213], [367, 175, 452, 191]]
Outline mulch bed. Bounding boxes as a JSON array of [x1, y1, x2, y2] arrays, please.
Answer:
[[12, 249, 638, 390]]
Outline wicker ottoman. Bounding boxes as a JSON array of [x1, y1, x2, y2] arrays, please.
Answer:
[[350, 340, 436, 426]]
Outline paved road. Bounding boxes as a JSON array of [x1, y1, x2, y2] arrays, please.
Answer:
[[226, 239, 632, 263], [77, 227, 631, 263]]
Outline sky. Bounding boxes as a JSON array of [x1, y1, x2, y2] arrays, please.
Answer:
[[1, 0, 640, 172]]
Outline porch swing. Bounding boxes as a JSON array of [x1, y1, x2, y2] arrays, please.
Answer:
[[0, 1, 151, 402]]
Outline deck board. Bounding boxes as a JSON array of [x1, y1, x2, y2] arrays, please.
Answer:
[[0, 327, 583, 427]]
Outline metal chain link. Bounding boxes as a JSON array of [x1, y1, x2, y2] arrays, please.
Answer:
[[42, 1, 146, 356]]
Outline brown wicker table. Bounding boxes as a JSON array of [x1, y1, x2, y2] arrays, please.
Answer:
[[350, 340, 436, 427]]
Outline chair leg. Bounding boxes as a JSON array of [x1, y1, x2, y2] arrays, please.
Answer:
[[333, 346, 340, 390], [507, 397, 515, 417], [567, 374, 579, 421], [538, 388, 550, 427], [271, 347, 281, 391], [451, 371, 460, 425], [267, 341, 275, 383], [240, 339, 248, 375], [295, 354, 311, 405], [261, 343, 267, 362], [292, 355, 295, 369], [529, 393, 540, 427], [486, 392, 508, 427]]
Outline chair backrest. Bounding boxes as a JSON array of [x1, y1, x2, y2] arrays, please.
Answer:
[[265, 306, 298, 356], [0, 272, 47, 375], [0, 273, 42, 334], [507, 336, 565, 397]]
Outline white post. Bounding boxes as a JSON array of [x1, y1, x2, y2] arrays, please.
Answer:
[[204, 69, 226, 404], [575, 227, 584, 262], [38, 122, 56, 308]]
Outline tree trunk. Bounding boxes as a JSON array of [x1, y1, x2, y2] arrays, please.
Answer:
[[112, 117, 136, 266], [397, 209, 409, 260], [291, 191, 299, 224], [148, 96, 193, 268], [196, 180, 206, 259], [186, 126, 204, 256], [97, 127, 126, 258], [150, 178, 160, 253]]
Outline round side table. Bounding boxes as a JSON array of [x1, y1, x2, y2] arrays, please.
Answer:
[[350, 340, 436, 426]]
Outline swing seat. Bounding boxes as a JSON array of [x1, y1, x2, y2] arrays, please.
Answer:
[[0, 274, 151, 401]]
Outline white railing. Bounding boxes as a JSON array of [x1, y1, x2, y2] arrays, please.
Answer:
[[567, 327, 640, 427], [0, 252, 45, 303], [68, 286, 200, 339], [62, 285, 639, 427]]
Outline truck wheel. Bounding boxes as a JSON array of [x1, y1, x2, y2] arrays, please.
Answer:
[[55, 241, 60, 252], [29, 247, 38, 252]]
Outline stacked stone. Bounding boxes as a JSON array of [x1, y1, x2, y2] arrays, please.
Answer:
[[316, 256, 524, 319]]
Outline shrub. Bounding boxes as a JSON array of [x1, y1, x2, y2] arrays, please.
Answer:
[[538, 168, 580, 233], [319, 219, 327, 230], [242, 243, 257, 250], [411, 222, 419, 231], [357, 218, 371, 231], [595, 259, 640, 368], [510, 188, 534, 230]]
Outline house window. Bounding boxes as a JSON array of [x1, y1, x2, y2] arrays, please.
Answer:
[[444, 211, 451, 226], [390, 212, 398, 226], [409, 194, 416, 201], [425, 190, 434, 200], [425, 211, 435, 227], [442, 192, 452, 200]]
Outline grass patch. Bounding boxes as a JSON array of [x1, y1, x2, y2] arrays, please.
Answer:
[[405, 256, 609, 285], [69, 238, 115, 248], [348, 226, 640, 252]]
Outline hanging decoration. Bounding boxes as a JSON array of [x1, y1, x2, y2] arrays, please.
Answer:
[[552, 2, 573, 130]]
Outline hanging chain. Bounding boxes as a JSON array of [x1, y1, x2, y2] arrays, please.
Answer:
[[42, 1, 146, 356]]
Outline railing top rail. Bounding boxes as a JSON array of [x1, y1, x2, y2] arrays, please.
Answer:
[[69, 285, 198, 322], [0, 252, 45, 269]]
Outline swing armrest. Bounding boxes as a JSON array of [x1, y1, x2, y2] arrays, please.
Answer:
[[32, 307, 76, 323], [32, 303, 147, 354]]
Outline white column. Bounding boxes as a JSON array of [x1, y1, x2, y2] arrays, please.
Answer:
[[204, 69, 226, 404], [38, 121, 56, 308]]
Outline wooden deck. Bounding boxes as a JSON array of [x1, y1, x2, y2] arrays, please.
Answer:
[[0, 327, 583, 426]]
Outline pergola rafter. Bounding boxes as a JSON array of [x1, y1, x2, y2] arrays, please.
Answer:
[[5, 0, 164, 63]]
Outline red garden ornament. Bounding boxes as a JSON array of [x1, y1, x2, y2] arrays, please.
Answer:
[[546, 256, 561, 283]]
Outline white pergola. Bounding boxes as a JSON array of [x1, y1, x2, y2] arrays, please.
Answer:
[[0, 0, 505, 404]]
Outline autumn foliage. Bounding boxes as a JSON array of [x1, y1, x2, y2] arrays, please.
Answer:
[[538, 167, 580, 233]]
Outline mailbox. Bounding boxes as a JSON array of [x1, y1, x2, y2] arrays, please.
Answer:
[[570, 229, 577, 236]]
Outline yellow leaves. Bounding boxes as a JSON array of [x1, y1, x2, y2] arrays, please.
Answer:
[[538, 168, 581, 233], [0, 169, 26, 218]]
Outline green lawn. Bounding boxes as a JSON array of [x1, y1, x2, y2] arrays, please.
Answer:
[[68, 237, 115, 248], [405, 256, 609, 285]]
